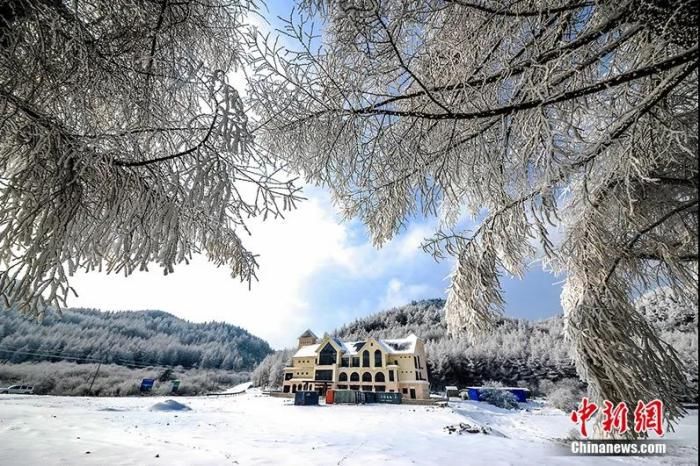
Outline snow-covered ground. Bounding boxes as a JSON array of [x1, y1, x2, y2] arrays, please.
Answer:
[[0, 391, 696, 465]]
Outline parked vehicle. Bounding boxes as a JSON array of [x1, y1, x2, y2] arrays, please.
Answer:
[[0, 384, 34, 394]]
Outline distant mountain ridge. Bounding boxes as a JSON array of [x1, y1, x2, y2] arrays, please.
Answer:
[[0, 307, 272, 371]]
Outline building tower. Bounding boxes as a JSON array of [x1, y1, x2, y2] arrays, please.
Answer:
[[297, 329, 318, 349]]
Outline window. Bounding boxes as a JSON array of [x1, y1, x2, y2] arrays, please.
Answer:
[[318, 343, 337, 365], [339, 372, 348, 382], [394, 360, 399, 365], [341, 357, 349, 368], [283, 386, 290, 393], [402, 388, 408, 394], [362, 385, 372, 391], [414, 356, 418, 369], [337, 384, 347, 389], [352, 356, 360, 367], [389, 370, 394, 382], [362, 350, 370, 367], [362, 372, 372, 382], [375, 385, 385, 392], [315, 370, 333, 381], [374, 349, 382, 367], [375, 372, 385, 383], [349, 385, 359, 390], [292, 385, 297, 393], [350, 372, 360, 382], [284, 373, 293, 381]]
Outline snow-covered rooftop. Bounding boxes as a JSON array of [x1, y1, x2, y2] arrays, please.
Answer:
[[293, 343, 320, 358], [293, 334, 419, 358], [382, 334, 419, 354]]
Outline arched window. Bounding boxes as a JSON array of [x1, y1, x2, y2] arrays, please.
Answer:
[[350, 372, 360, 382], [362, 372, 372, 382], [374, 349, 382, 367], [362, 350, 370, 367], [339, 372, 348, 382], [375, 372, 385, 383]]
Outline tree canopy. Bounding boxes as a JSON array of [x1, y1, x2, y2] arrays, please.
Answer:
[[0, 0, 301, 316], [247, 0, 698, 433]]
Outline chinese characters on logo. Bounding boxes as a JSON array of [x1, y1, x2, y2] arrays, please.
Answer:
[[570, 398, 664, 437]]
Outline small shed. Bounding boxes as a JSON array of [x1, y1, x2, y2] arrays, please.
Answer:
[[294, 391, 319, 406], [445, 386, 460, 397]]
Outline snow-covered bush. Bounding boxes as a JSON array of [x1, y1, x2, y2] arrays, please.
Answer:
[[0, 361, 248, 396], [479, 389, 519, 410], [478, 381, 519, 410], [537, 380, 555, 397], [543, 378, 585, 412]]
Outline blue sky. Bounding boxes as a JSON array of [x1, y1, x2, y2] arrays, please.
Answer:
[[295, 188, 566, 336], [68, 1, 566, 348]]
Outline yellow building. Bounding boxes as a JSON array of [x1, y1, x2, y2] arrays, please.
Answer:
[[282, 330, 430, 400]]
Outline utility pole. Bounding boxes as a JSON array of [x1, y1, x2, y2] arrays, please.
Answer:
[[88, 358, 103, 395]]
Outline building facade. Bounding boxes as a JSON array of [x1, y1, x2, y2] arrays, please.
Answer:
[[282, 330, 430, 400]]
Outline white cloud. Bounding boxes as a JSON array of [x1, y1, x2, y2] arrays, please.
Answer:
[[378, 278, 434, 310]]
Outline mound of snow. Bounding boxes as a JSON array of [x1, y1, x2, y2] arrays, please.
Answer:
[[222, 381, 252, 394], [149, 400, 191, 412]]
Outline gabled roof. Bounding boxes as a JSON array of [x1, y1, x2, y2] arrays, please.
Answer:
[[298, 329, 318, 339], [293, 333, 420, 359], [382, 334, 419, 354]]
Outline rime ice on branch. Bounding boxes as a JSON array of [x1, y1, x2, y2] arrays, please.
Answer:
[[247, 0, 698, 436], [0, 1, 302, 315]]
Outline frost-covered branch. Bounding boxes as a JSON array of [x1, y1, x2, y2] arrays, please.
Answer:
[[249, 0, 698, 436], [0, 0, 302, 315]]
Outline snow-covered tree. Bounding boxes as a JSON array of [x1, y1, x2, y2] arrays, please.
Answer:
[[0, 1, 301, 316], [248, 0, 698, 433]]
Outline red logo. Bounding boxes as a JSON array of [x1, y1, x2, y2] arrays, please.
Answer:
[[570, 399, 664, 437], [570, 397, 598, 438], [634, 399, 664, 436], [602, 400, 629, 434]]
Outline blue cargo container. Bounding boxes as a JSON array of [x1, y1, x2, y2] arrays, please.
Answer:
[[294, 391, 319, 405], [467, 387, 481, 401], [507, 388, 529, 403], [466, 387, 529, 403]]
